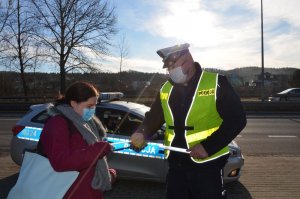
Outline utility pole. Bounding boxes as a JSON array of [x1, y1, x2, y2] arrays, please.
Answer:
[[261, 0, 265, 101]]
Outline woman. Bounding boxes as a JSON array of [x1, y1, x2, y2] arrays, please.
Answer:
[[39, 81, 116, 199]]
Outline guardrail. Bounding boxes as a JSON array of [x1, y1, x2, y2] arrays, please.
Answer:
[[0, 96, 54, 102], [0, 101, 300, 114], [242, 101, 300, 113], [0, 103, 33, 113]]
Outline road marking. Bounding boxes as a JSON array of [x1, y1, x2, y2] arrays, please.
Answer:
[[268, 135, 298, 138]]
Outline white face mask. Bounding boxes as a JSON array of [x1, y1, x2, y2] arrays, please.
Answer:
[[169, 66, 187, 84]]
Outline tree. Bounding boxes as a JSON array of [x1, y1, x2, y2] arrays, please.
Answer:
[[118, 33, 129, 74], [0, 0, 13, 33], [0, 0, 41, 98], [30, 0, 117, 93], [290, 69, 300, 87], [0, 0, 13, 65], [117, 33, 129, 89]]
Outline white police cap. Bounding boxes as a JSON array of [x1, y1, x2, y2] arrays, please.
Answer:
[[156, 43, 190, 68]]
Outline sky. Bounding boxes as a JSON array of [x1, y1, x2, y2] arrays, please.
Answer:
[[102, 0, 300, 73]]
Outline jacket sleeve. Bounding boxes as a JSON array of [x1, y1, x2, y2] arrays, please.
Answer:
[[137, 93, 165, 139], [40, 116, 111, 172], [201, 75, 247, 156]]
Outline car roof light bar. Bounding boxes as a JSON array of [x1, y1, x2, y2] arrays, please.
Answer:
[[100, 92, 124, 101]]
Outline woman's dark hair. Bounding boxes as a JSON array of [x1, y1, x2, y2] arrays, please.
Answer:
[[55, 81, 99, 105]]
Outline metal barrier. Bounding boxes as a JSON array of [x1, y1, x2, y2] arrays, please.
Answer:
[[0, 101, 300, 114], [242, 101, 300, 113]]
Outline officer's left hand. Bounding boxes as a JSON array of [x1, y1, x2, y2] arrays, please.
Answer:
[[187, 143, 208, 159]]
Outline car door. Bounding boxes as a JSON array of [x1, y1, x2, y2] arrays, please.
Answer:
[[96, 107, 167, 182]]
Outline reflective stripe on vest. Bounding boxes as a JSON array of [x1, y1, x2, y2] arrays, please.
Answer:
[[160, 71, 229, 163]]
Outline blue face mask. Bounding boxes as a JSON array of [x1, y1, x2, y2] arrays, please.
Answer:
[[82, 108, 96, 121]]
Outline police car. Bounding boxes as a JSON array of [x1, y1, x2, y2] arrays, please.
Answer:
[[10, 92, 244, 183]]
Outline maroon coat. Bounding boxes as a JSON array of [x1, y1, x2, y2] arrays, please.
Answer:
[[40, 115, 112, 199]]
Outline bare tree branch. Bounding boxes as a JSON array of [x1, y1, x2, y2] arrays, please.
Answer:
[[30, 0, 117, 93], [0, 0, 14, 33], [118, 33, 129, 73], [0, 0, 42, 97]]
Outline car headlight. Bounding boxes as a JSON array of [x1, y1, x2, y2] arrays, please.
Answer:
[[228, 169, 240, 177], [268, 97, 280, 101]]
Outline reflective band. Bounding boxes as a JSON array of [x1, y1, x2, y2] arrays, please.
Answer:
[[191, 147, 229, 163], [165, 131, 174, 143], [186, 126, 219, 144]]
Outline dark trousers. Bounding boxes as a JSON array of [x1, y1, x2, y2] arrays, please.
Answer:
[[166, 168, 227, 199]]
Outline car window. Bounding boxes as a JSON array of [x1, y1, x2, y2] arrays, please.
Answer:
[[97, 108, 142, 136], [31, 110, 51, 124], [293, 89, 300, 94]]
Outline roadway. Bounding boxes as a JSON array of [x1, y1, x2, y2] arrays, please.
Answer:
[[1, 115, 300, 199], [238, 116, 300, 156]]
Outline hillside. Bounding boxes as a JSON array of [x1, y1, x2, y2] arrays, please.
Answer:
[[206, 67, 297, 82], [0, 67, 298, 98]]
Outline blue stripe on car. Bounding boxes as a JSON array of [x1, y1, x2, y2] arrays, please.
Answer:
[[17, 126, 42, 141], [17, 127, 165, 159]]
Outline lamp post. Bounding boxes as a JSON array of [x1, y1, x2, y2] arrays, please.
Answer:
[[261, 0, 265, 101]]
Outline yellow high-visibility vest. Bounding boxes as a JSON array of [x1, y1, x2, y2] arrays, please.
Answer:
[[160, 71, 229, 163]]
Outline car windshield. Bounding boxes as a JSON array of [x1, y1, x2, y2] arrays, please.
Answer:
[[278, 88, 294, 94], [97, 103, 148, 136], [131, 106, 150, 116]]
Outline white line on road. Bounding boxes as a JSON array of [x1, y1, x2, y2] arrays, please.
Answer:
[[268, 135, 298, 138]]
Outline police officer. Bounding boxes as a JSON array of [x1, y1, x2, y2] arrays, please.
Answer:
[[131, 43, 247, 199]]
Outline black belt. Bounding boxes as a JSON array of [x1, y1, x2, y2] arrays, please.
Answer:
[[168, 125, 194, 130]]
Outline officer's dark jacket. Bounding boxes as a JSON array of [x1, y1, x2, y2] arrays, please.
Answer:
[[138, 62, 247, 170]]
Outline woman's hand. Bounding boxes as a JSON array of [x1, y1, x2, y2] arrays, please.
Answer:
[[109, 168, 117, 185]]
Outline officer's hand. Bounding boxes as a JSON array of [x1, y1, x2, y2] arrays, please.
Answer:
[[187, 143, 208, 159], [130, 132, 147, 152]]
